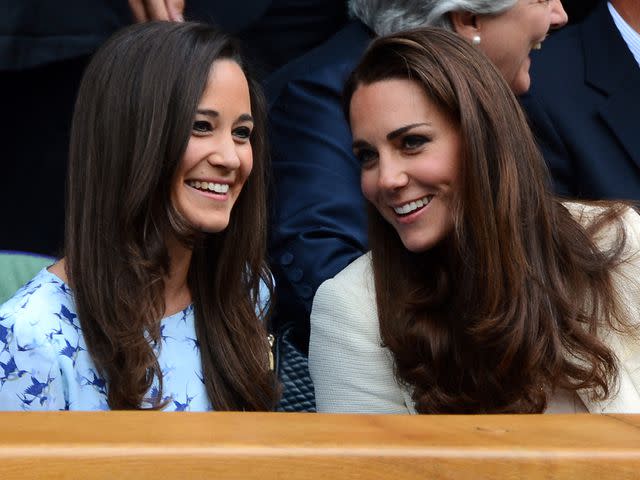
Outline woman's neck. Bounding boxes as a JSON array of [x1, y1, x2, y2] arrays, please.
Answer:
[[48, 258, 68, 283]]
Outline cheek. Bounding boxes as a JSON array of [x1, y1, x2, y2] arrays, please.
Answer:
[[180, 140, 206, 172], [172, 160, 189, 198], [484, 31, 530, 83], [239, 147, 254, 182], [360, 170, 377, 203]]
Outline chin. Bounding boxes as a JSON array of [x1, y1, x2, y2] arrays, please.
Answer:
[[400, 237, 433, 254], [399, 228, 451, 254], [511, 73, 531, 95]]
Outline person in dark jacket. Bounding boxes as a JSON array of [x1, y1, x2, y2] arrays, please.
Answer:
[[521, 0, 640, 202]]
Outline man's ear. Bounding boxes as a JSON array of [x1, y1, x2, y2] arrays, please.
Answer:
[[449, 10, 479, 41]]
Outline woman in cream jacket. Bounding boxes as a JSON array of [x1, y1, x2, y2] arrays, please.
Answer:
[[310, 28, 640, 414]]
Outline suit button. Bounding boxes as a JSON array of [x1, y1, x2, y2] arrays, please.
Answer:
[[289, 268, 303, 282], [299, 284, 313, 300], [280, 252, 294, 266]]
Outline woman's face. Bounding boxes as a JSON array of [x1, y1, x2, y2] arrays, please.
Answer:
[[350, 79, 461, 253], [171, 59, 254, 233], [472, 0, 568, 94]]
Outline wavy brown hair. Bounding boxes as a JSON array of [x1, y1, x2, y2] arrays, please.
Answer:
[[66, 21, 277, 410], [344, 27, 634, 413]]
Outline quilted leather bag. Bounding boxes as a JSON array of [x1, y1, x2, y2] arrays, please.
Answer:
[[274, 322, 316, 412]]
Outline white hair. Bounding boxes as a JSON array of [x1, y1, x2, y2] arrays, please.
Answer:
[[348, 0, 518, 36]]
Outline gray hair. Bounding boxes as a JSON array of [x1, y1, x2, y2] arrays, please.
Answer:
[[348, 0, 518, 36]]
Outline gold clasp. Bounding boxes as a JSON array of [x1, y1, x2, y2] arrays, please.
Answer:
[[267, 334, 275, 371]]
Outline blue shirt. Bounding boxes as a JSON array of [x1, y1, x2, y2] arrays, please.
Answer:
[[0, 269, 267, 411]]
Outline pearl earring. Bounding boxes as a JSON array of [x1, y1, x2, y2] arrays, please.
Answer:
[[472, 35, 481, 46]]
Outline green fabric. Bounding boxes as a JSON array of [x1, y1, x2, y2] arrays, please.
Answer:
[[0, 252, 55, 304]]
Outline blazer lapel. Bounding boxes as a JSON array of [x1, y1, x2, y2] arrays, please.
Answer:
[[582, 3, 640, 170]]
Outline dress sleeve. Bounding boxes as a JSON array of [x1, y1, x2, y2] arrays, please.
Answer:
[[0, 308, 66, 410], [309, 265, 410, 414]]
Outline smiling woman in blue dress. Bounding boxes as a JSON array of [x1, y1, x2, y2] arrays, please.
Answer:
[[309, 28, 640, 414], [0, 21, 277, 411]]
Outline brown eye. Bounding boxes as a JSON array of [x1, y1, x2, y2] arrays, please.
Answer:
[[354, 148, 378, 168], [402, 135, 428, 150], [233, 126, 252, 140], [193, 120, 212, 134]]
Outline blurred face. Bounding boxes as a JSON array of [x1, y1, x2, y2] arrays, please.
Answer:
[[350, 79, 461, 253], [474, 0, 568, 94], [171, 59, 254, 233]]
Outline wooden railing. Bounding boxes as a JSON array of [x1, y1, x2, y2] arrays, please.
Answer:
[[1, 412, 639, 479]]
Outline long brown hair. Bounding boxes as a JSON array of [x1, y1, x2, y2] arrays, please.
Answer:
[[344, 27, 633, 413], [66, 21, 277, 410]]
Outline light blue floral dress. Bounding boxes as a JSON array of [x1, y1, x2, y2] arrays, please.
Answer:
[[0, 268, 269, 411]]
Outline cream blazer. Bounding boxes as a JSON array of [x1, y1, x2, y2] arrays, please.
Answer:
[[309, 204, 640, 414]]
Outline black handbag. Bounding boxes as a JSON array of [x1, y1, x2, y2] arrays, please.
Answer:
[[274, 322, 316, 412]]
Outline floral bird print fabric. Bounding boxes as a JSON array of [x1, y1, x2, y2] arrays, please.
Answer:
[[0, 269, 255, 411]]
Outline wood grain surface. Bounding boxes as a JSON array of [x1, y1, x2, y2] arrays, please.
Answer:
[[1, 412, 639, 479]]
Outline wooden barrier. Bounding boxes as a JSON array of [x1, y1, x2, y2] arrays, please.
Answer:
[[1, 412, 639, 479]]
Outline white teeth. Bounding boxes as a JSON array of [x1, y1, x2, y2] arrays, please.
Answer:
[[188, 180, 229, 194], [394, 196, 431, 215], [532, 42, 542, 50]]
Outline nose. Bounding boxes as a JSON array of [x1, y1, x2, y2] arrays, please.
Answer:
[[549, 0, 568, 30], [377, 156, 408, 192], [207, 134, 241, 170]]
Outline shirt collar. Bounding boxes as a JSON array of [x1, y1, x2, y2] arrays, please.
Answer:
[[608, 2, 640, 68]]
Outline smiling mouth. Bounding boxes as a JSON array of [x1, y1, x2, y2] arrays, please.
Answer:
[[187, 180, 229, 194], [393, 195, 432, 216]]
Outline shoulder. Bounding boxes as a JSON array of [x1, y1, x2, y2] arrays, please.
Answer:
[[314, 253, 375, 306], [562, 201, 608, 221], [264, 21, 372, 105], [0, 269, 75, 338], [609, 206, 640, 266], [563, 201, 640, 250], [566, 202, 640, 313], [311, 253, 378, 335], [0, 270, 76, 410]]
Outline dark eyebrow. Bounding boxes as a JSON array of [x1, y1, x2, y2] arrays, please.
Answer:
[[352, 139, 373, 151], [196, 109, 218, 119], [196, 109, 253, 124], [387, 123, 430, 141]]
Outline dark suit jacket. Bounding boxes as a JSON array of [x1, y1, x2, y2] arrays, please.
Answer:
[[0, 0, 346, 75], [521, 1, 640, 201], [265, 20, 373, 350], [0, 0, 132, 70]]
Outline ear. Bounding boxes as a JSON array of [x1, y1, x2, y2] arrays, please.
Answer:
[[449, 10, 479, 42]]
